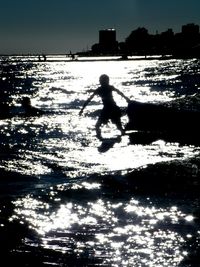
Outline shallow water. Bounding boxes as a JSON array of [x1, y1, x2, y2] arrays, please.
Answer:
[[0, 56, 200, 266]]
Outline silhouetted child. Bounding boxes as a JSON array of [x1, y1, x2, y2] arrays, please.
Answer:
[[79, 74, 130, 140], [21, 97, 45, 116]]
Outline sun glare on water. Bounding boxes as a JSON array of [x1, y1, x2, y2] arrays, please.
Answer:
[[2, 58, 200, 266], [12, 191, 194, 266]]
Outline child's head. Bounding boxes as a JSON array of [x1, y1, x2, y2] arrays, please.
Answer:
[[99, 74, 109, 86]]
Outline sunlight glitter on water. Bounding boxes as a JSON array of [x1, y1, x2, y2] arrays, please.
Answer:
[[12, 190, 193, 266], [2, 108, 199, 178], [2, 59, 198, 178], [30, 60, 177, 105], [1, 56, 200, 266]]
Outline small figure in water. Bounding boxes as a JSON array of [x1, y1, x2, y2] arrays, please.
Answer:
[[79, 74, 130, 140], [42, 54, 47, 61], [21, 97, 45, 116]]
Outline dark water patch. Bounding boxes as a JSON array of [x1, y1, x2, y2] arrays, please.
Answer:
[[0, 168, 39, 196], [0, 206, 42, 267], [181, 234, 200, 266], [164, 93, 200, 111], [49, 87, 75, 94], [0, 143, 17, 159], [128, 129, 200, 146], [125, 157, 200, 197]]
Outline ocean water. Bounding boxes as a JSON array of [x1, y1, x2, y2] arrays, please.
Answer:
[[0, 55, 200, 266]]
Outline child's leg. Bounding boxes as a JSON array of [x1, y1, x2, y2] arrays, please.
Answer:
[[111, 107, 124, 135], [115, 119, 125, 135], [95, 118, 103, 140]]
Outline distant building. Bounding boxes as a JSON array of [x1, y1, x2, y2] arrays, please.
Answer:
[[125, 27, 150, 55], [160, 28, 174, 37], [182, 23, 199, 36], [173, 23, 200, 57], [99, 28, 116, 47], [86, 23, 200, 58], [91, 28, 119, 55]]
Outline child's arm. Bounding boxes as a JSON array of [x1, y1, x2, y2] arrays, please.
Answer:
[[113, 87, 130, 102], [79, 91, 97, 115]]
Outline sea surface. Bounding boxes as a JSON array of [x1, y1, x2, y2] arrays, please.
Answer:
[[0, 55, 200, 266]]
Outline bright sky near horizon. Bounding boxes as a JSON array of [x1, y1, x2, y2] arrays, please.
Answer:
[[0, 0, 200, 54]]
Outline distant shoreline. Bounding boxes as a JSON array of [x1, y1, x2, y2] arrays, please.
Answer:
[[0, 54, 199, 63]]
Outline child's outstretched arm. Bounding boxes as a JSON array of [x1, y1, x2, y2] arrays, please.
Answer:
[[79, 91, 96, 116], [113, 87, 130, 103]]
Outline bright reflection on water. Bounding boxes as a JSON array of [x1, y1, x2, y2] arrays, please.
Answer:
[[2, 109, 199, 178], [2, 59, 199, 177], [12, 181, 194, 266], [2, 58, 200, 266]]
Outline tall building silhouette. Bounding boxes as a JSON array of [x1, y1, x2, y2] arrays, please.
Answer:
[[99, 29, 116, 47], [91, 28, 118, 54]]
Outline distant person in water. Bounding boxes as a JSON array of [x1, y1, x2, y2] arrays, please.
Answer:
[[79, 74, 130, 140], [21, 97, 45, 116]]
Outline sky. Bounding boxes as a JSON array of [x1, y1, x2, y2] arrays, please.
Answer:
[[0, 0, 200, 54]]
